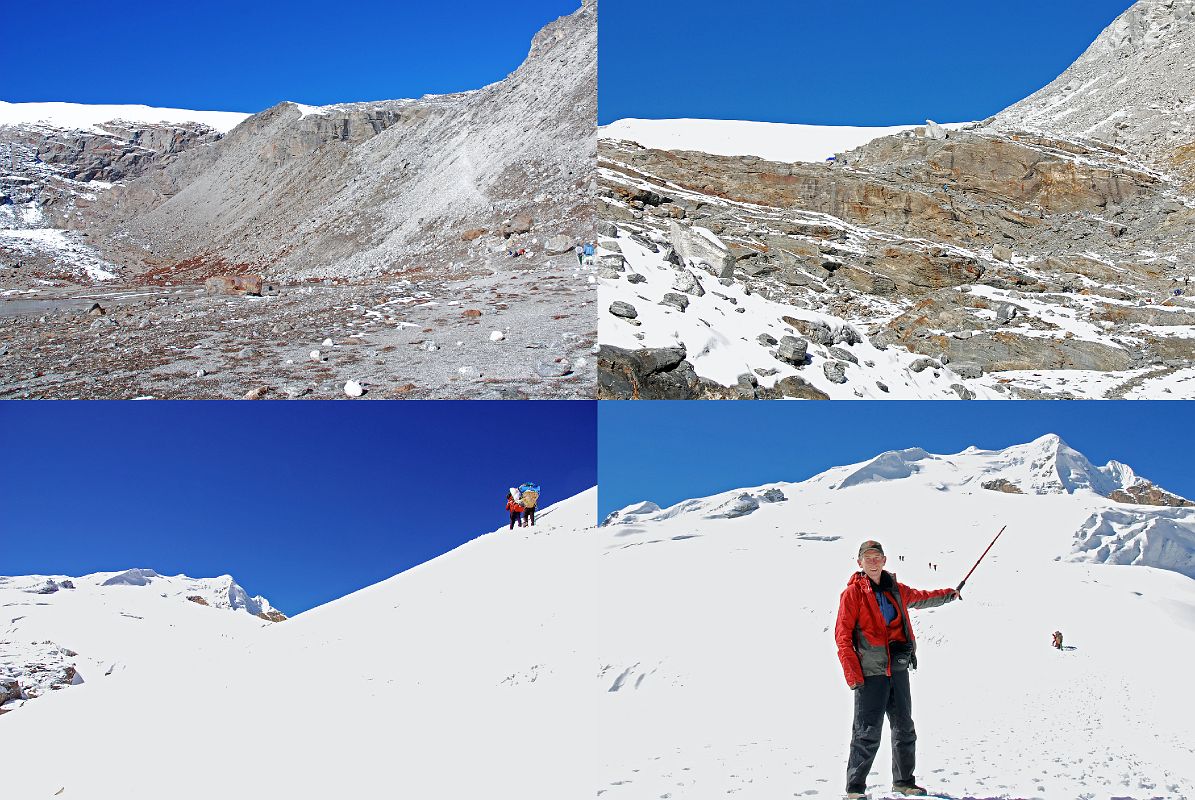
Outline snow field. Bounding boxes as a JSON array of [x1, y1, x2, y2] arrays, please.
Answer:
[[598, 440, 1195, 799], [0, 489, 598, 800]]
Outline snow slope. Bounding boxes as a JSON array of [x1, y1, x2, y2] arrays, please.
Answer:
[[600, 229, 1005, 398], [0, 570, 279, 713], [599, 437, 1195, 799], [0, 488, 597, 799], [601, 118, 970, 164], [0, 101, 251, 134]]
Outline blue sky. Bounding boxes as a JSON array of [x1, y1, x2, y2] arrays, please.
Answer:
[[0, 401, 595, 614], [4, 0, 580, 112], [599, 0, 1135, 125], [598, 402, 1195, 518]]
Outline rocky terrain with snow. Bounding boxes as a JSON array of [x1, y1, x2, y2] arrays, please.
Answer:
[[0, 0, 596, 399], [599, 434, 1195, 798], [598, 0, 1195, 399], [0, 568, 282, 714], [0, 489, 596, 799]]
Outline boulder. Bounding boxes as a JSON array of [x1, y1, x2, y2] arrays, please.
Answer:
[[776, 336, 809, 366], [544, 234, 573, 254], [597, 344, 699, 399], [500, 212, 534, 238], [669, 220, 735, 278], [205, 275, 263, 297], [609, 301, 638, 319], [460, 228, 487, 242], [823, 361, 848, 384], [659, 293, 690, 312]]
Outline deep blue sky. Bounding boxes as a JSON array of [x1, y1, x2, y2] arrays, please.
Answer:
[[598, 402, 1195, 518], [599, 0, 1135, 125], [0, 401, 595, 615], [4, 0, 580, 112]]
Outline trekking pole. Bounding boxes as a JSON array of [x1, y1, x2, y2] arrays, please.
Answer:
[[957, 525, 1007, 593]]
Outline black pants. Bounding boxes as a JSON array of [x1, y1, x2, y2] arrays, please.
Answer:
[[509, 511, 521, 529], [846, 670, 917, 792], [524, 506, 535, 526]]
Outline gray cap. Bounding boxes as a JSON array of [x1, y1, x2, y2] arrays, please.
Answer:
[[857, 540, 884, 559]]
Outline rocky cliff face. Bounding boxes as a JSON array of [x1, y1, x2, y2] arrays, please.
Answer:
[[79, 2, 596, 280], [995, 0, 1195, 184], [598, 0, 1195, 398]]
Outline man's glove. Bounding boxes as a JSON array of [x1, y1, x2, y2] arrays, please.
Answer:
[[949, 588, 962, 601]]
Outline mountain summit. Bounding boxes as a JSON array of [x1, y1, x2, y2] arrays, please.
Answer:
[[995, 0, 1195, 180]]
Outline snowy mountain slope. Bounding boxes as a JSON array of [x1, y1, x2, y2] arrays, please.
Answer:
[[598, 440, 1195, 799], [601, 118, 969, 164], [598, 0, 1195, 398], [599, 227, 1005, 399], [994, 0, 1195, 180], [0, 569, 279, 714], [0, 488, 597, 800], [0, 101, 251, 134]]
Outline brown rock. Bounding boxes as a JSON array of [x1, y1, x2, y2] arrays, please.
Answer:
[[462, 309, 483, 318], [982, 478, 1024, 494], [461, 228, 487, 242], [243, 386, 270, 400], [205, 275, 263, 297], [186, 595, 210, 606], [257, 610, 288, 622]]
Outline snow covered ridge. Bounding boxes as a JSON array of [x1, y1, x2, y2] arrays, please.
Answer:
[[0, 568, 282, 715], [601, 118, 972, 164], [598, 450, 1195, 799], [602, 434, 1195, 578], [0, 101, 251, 134], [0, 488, 597, 799]]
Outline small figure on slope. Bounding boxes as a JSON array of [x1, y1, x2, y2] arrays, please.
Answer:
[[518, 482, 541, 527], [1052, 630, 1064, 650], [506, 491, 525, 530]]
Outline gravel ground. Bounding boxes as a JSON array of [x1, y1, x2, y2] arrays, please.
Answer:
[[0, 254, 596, 399]]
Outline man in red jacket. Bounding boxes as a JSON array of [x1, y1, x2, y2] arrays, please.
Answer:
[[835, 540, 958, 798]]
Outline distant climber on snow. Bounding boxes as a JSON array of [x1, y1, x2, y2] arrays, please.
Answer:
[[1052, 630, 1064, 650], [836, 540, 961, 798], [506, 491, 525, 530], [518, 482, 541, 527], [575, 244, 584, 266]]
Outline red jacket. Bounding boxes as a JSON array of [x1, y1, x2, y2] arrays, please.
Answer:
[[834, 570, 955, 688], [506, 498, 525, 513]]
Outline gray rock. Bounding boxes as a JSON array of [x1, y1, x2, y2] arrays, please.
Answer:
[[599, 254, 626, 271], [630, 233, 660, 253], [833, 325, 863, 346], [597, 344, 699, 399], [827, 345, 859, 364], [992, 244, 1014, 262], [951, 362, 983, 380], [669, 220, 735, 278], [660, 293, 690, 312], [759, 488, 787, 503], [823, 360, 848, 384], [609, 301, 638, 319], [909, 357, 939, 373], [673, 269, 706, 297], [735, 372, 759, 399], [876, 381, 890, 393], [597, 220, 618, 238], [951, 383, 977, 400], [925, 119, 949, 140], [626, 273, 647, 284], [544, 234, 573, 255], [776, 335, 808, 365], [756, 333, 778, 346], [535, 359, 573, 377]]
